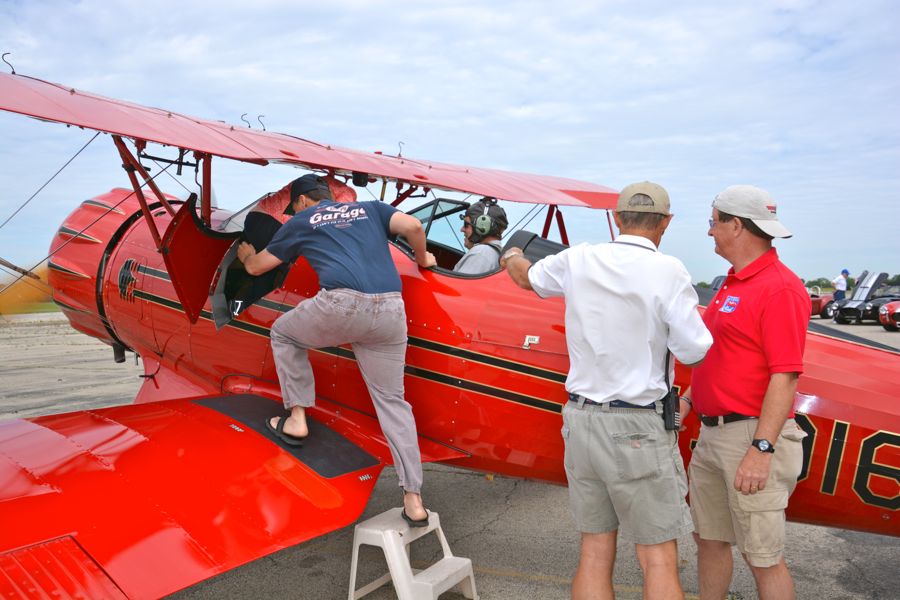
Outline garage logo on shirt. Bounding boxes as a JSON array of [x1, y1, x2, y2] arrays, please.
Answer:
[[309, 204, 367, 228], [720, 295, 740, 313]]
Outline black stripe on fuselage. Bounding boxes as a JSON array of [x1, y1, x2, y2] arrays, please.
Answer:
[[406, 365, 562, 413], [406, 336, 566, 384], [58, 226, 101, 243], [134, 290, 180, 310], [255, 298, 286, 312], [273, 301, 566, 383], [311, 347, 562, 414], [135, 266, 283, 314], [134, 272, 568, 384], [48, 261, 89, 278], [136, 265, 171, 281], [131, 288, 563, 412], [133, 290, 270, 338], [81, 199, 125, 214], [52, 298, 92, 314]]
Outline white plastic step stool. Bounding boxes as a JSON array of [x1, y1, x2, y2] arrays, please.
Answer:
[[348, 507, 478, 600]]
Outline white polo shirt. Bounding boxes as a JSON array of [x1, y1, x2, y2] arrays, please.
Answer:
[[528, 234, 712, 405]]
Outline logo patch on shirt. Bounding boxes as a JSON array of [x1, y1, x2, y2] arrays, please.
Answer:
[[309, 204, 367, 228], [720, 295, 740, 313]]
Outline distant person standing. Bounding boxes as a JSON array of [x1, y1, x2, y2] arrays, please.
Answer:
[[832, 269, 850, 301]]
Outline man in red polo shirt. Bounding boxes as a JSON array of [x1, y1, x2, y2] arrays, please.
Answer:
[[683, 185, 809, 600]]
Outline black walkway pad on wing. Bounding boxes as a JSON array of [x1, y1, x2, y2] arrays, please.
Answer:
[[195, 394, 379, 478]]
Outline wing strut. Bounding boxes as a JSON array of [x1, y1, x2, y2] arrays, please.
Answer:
[[200, 152, 212, 224], [541, 205, 558, 240], [112, 136, 177, 251], [538, 205, 571, 245], [390, 183, 420, 207], [555, 206, 569, 246]]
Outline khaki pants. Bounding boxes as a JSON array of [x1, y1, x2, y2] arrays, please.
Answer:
[[271, 288, 424, 493], [689, 418, 807, 567], [562, 401, 693, 545]]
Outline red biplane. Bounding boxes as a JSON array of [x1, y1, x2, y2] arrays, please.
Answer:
[[0, 72, 898, 599]]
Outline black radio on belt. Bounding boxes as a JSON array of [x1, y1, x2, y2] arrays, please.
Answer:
[[661, 352, 679, 431], [662, 387, 680, 431]]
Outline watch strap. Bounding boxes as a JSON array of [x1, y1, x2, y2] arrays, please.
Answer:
[[751, 438, 775, 453]]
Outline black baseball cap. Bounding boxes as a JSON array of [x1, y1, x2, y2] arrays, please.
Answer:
[[284, 174, 331, 215]]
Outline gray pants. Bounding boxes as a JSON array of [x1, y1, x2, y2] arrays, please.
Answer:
[[270, 288, 424, 493]]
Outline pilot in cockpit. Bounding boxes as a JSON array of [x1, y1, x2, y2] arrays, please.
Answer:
[[453, 198, 508, 275]]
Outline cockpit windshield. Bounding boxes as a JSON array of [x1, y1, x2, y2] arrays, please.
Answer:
[[216, 194, 271, 234], [406, 198, 469, 254]]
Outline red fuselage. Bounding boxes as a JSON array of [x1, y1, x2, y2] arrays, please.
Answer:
[[49, 190, 900, 537]]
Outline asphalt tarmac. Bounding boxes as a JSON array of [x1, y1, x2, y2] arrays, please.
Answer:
[[1, 313, 898, 599]]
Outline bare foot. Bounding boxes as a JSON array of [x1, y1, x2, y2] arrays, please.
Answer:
[[403, 492, 427, 521]]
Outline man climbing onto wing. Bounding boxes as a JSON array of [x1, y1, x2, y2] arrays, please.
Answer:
[[237, 173, 437, 526]]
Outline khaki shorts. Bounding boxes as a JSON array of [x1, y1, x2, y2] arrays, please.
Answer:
[[689, 418, 807, 567], [561, 401, 693, 545]]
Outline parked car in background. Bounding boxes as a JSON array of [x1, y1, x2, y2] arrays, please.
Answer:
[[807, 286, 835, 318], [878, 300, 900, 331], [831, 272, 900, 324], [829, 270, 874, 323]]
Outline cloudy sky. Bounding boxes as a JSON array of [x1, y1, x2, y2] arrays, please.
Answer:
[[0, 0, 897, 284]]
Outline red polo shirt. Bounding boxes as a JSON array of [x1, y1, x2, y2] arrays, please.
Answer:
[[691, 248, 810, 417]]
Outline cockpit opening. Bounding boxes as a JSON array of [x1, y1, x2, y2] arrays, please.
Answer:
[[208, 190, 569, 328]]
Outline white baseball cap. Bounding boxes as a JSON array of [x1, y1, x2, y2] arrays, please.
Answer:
[[712, 184, 792, 239]]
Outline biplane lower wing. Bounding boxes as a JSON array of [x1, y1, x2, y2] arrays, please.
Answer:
[[0, 394, 463, 599]]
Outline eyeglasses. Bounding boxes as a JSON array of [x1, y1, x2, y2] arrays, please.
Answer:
[[708, 218, 716, 229], [462, 220, 473, 229]]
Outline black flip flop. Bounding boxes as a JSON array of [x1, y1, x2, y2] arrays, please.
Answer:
[[401, 509, 429, 528], [265, 415, 307, 447]]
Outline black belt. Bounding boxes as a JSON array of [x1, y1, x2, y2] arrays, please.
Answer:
[[568, 393, 655, 410], [699, 413, 756, 426]]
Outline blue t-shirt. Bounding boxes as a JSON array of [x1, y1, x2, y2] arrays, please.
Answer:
[[266, 200, 402, 293]]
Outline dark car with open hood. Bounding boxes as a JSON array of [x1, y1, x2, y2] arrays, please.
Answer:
[[829, 271, 900, 324]]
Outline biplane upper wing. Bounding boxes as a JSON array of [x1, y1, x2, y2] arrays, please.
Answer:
[[1, 71, 619, 323], [0, 72, 618, 208], [0, 393, 463, 599]]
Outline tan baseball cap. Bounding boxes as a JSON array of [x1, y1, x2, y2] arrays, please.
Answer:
[[616, 181, 671, 215], [712, 184, 792, 239]]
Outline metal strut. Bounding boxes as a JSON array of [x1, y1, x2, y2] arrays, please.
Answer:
[[200, 153, 212, 224], [555, 207, 569, 246], [539, 204, 571, 244], [390, 184, 419, 207], [112, 136, 177, 251], [541, 205, 556, 239]]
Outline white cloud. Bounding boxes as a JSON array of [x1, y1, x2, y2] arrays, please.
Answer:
[[0, 0, 897, 284]]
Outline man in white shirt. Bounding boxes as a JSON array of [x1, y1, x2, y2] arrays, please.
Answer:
[[502, 181, 712, 600], [453, 198, 508, 275], [831, 268, 849, 301]]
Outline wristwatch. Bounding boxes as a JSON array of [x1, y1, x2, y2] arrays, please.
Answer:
[[751, 438, 775, 453]]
